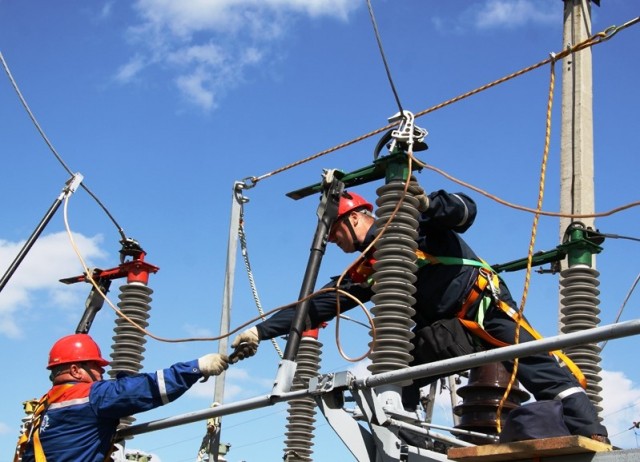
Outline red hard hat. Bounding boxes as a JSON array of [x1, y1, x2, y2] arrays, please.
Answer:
[[337, 191, 373, 220], [47, 334, 110, 369]]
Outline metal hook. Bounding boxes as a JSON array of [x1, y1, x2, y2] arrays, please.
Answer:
[[233, 181, 251, 205]]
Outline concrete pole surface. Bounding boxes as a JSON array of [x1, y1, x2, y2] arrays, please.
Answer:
[[559, 0, 596, 248], [559, 0, 596, 331], [558, 1, 604, 417]]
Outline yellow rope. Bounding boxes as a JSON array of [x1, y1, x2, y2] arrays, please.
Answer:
[[496, 59, 556, 434]]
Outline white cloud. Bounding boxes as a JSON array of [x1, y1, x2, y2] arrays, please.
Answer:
[[183, 322, 215, 338], [168, 43, 226, 68], [100, 1, 115, 20], [0, 231, 107, 339], [175, 69, 216, 111], [224, 366, 275, 400], [115, 55, 148, 83], [184, 366, 275, 402], [600, 370, 640, 448], [431, 0, 558, 34], [118, 0, 359, 111], [475, 0, 557, 29], [165, 41, 265, 110], [133, 0, 355, 37]]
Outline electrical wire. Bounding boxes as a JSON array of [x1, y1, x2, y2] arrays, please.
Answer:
[[62, 190, 374, 344], [591, 227, 640, 351], [600, 271, 640, 350], [590, 231, 640, 243], [248, 18, 639, 185], [365, 0, 404, 116], [413, 159, 640, 219], [0, 51, 127, 242]]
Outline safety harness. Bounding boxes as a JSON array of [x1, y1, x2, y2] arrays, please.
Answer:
[[421, 251, 587, 389], [14, 382, 119, 462], [14, 384, 74, 462], [347, 254, 377, 284], [348, 249, 587, 389]]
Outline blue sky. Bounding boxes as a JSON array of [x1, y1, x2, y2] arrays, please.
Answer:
[[1, 1, 639, 460]]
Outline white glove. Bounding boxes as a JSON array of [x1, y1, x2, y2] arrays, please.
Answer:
[[230, 327, 259, 363], [409, 178, 430, 212], [198, 353, 229, 377], [415, 193, 429, 212]]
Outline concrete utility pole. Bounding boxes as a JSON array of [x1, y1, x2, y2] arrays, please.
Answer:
[[558, 0, 604, 417], [559, 0, 596, 242]]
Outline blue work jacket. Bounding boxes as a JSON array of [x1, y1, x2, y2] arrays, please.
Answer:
[[21, 360, 203, 462], [255, 189, 489, 339]]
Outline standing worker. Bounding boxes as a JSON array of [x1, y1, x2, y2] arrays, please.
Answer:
[[15, 333, 229, 461], [230, 186, 609, 444]]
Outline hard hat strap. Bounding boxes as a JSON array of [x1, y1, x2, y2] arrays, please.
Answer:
[[345, 216, 361, 250], [79, 363, 98, 382]]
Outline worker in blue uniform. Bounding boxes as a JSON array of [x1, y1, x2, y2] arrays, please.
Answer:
[[16, 333, 229, 461], [230, 187, 609, 444]]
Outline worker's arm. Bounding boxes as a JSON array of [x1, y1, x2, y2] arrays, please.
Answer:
[[420, 190, 477, 234], [90, 360, 209, 418], [255, 277, 373, 340]]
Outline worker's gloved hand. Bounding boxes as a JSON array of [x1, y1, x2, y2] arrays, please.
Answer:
[[409, 177, 430, 212], [198, 353, 229, 377], [230, 327, 259, 364]]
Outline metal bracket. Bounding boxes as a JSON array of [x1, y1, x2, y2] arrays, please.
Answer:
[[270, 359, 297, 397], [312, 371, 376, 462], [233, 179, 252, 205], [309, 371, 353, 395]]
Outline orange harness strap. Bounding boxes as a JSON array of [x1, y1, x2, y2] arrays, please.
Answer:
[[457, 267, 493, 319], [455, 269, 587, 389]]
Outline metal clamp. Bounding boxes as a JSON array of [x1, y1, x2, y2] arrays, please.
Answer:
[[234, 179, 253, 205], [388, 110, 428, 154], [479, 267, 500, 304]]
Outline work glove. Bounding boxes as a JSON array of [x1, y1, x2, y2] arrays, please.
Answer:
[[409, 177, 430, 212], [198, 353, 229, 378], [230, 327, 259, 364]]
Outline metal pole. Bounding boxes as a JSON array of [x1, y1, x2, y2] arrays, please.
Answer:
[[447, 376, 461, 427], [214, 183, 245, 404], [118, 389, 309, 438], [359, 319, 640, 390], [116, 319, 640, 439], [202, 182, 246, 462]]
